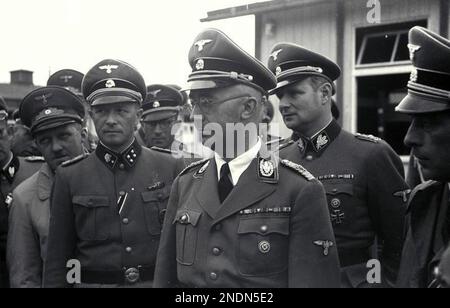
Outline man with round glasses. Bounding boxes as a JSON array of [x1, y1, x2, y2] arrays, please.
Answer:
[[154, 29, 340, 288]]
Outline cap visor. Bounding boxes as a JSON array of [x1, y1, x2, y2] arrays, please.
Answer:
[[142, 109, 179, 122], [396, 92, 450, 114], [91, 96, 139, 106], [32, 119, 78, 135]]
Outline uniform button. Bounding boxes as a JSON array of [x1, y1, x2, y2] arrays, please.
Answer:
[[119, 191, 126, 196], [125, 247, 132, 253], [210, 272, 218, 280], [119, 163, 125, 170], [212, 248, 221, 256], [87, 201, 93, 206], [122, 218, 129, 224], [332, 189, 338, 193], [157, 193, 164, 200], [260, 225, 268, 233], [214, 224, 222, 231], [306, 155, 314, 161]]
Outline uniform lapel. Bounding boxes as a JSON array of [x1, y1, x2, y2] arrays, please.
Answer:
[[195, 159, 222, 219], [212, 157, 277, 224]]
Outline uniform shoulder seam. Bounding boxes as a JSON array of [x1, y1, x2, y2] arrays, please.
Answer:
[[151, 146, 174, 155], [355, 133, 381, 143], [179, 158, 210, 176], [280, 159, 315, 181], [61, 153, 89, 167], [24, 156, 45, 162]]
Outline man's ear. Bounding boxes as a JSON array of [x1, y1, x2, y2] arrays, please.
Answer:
[[135, 108, 143, 130], [320, 83, 333, 105], [241, 97, 258, 120]]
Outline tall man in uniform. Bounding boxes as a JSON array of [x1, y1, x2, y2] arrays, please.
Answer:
[[395, 27, 450, 288], [0, 98, 43, 288], [154, 29, 340, 288], [268, 43, 408, 287], [7, 87, 87, 288], [43, 59, 185, 288]]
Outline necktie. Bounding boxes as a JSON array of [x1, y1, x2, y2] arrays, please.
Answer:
[[218, 163, 233, 203]]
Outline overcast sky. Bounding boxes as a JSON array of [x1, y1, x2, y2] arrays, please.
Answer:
[[0, 0, 264, 86]]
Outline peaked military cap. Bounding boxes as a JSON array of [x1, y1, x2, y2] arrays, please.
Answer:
[[142, 84, 183, 121], [267, 43, 341, 94], [82, 59, 147, 106], [396, 26, 450, 114], [19, 86, 85, 135], [47, 69, 84, 96], [167, 84, 189, 105], [186, 28, 276, 94]]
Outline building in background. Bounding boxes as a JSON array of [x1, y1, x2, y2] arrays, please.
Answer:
[[0, 70, 40, 115], [202, 0, 449, 158]]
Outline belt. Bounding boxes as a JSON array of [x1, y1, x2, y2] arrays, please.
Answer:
[[339, 248, 371, 267], [81, 266, 154, 285]]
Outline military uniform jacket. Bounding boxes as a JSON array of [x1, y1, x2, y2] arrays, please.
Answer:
[[7, 163, 53, 288], [278, 120, 408, 287], [397, 181, 450, 288], [43, 141, 185, 288], [154, 155, 341, 288], [0, 155, 43, 288]]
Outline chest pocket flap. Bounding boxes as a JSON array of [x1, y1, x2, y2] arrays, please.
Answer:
[[238, 216, 290, 236], [324, 183, 354, 196], [141, 186, 171, 203], [72, 195, 110, 207]]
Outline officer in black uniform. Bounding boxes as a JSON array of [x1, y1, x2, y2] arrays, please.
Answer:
[[47, 69, 99, 151], [267, 43, 408, 287], [395, 27, 450, 288], [0, 97, 43, 288], [43, 59, 185, 288], [154, 29, 340, 288]]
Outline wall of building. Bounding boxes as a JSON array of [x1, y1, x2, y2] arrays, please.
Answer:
[[342, 0, 441, 132]]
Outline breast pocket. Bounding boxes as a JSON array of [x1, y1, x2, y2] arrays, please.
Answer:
[[237, 216, 290, 277], [323, 183, 354, 226], [173, 209, 201, 266], [72, 195, 111, 241], [141, 190, 170, 236]]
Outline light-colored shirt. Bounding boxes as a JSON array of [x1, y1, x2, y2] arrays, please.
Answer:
[[214, 139, 261, 186]]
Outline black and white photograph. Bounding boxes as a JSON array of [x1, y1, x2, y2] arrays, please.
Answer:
[[0, 0, 450, 295]]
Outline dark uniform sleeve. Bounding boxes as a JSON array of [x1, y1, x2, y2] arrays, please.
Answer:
[[289, 180, 341, 288], [154, 177, 180, 288], [43, 169, 76, 288], [367, 142, 408, 287], [7, 191, 42, 288]]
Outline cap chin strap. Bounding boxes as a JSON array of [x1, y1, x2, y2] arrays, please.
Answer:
[[87, 88, 143, 105]]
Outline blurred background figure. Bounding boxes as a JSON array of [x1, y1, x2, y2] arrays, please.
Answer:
[[10, 107, 41, 158], [140, 84, 183, 150], [47, 69, 98, 151]]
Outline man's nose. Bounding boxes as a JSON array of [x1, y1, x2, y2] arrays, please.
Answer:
[[404, 119, 423, 149], [105, 111, 117, 126], [51, 139, 64, 153]]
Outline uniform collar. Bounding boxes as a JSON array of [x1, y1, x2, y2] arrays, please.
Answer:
[[296, 119, 342, 158], [37, 163, 54, 201], [215, 138, 262, 185], [1, 153, 19, 184], [95, 138, 142, 171]]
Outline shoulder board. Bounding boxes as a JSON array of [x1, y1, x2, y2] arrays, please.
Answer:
[[61, 153, 89, 167], [151, 146, 174, 155], [280, 159, 315, 181], [276, 140, 294, 151], [179, 158, 210, 176], [24, 156, 45, 163], [355, 133, 381, 143]]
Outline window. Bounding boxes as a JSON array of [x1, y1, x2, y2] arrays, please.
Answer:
[[356, 20, 427, 66]]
